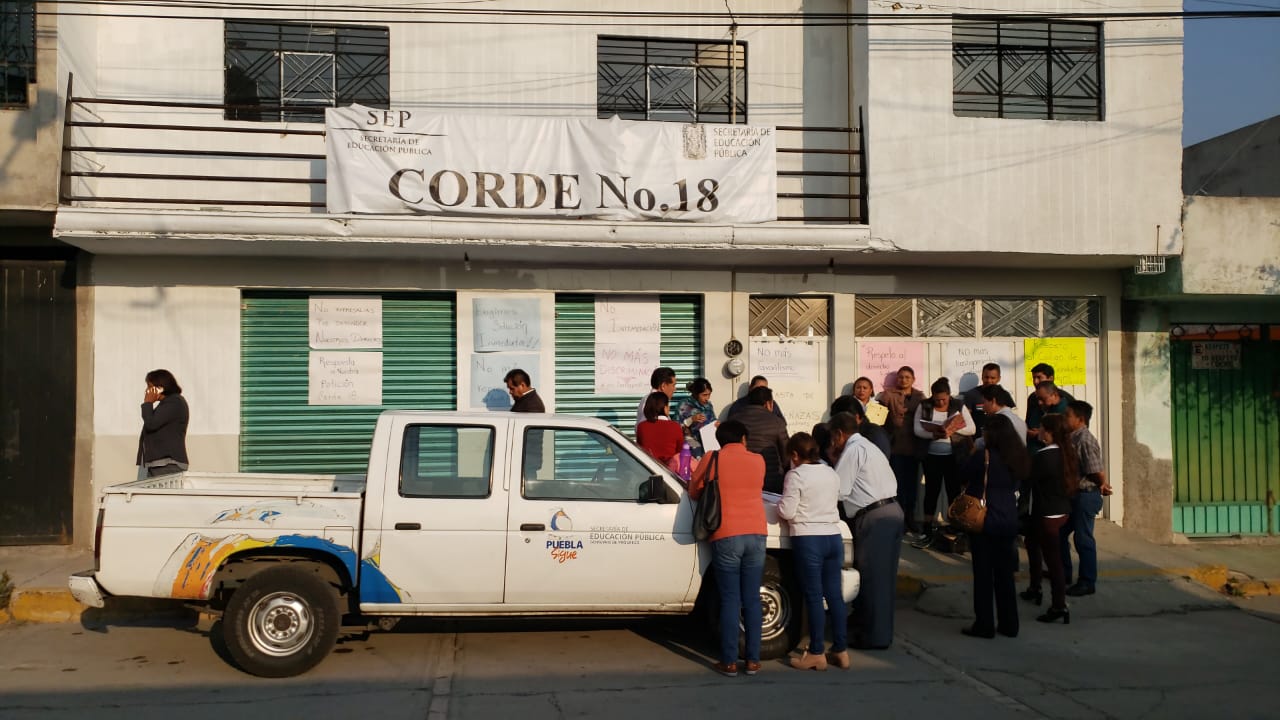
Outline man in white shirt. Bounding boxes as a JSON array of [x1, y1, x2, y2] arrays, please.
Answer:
[[828, 409, 904, 650], [635, 367, 677, 425]]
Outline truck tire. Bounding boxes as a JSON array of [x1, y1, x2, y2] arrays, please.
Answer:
[[704, 554, 804, 660], [757, 554, 804, 659], [223, 565, 341, 678]]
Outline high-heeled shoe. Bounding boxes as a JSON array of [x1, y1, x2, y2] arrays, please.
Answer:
[[1036, 607, 1070, 624], [1019, 587, 1043, 606]]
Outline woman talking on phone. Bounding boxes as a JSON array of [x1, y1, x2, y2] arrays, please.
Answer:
[[137, 369, 190, 478]]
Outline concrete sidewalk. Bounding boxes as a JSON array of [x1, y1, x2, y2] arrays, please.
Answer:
[[3, 521, 1278, 624], [896, 520, 1280, 598]]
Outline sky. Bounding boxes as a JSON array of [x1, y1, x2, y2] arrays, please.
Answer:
[[1182, 0, 1280, 146]]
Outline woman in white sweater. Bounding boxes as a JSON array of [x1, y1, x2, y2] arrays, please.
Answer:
[[777, 432, 848, 671], [911, 377, 976, 547]]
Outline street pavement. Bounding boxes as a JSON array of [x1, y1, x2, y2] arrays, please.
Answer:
[[3, 578, 1280, 719]]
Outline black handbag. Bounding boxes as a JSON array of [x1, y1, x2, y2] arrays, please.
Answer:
[[693, 451, 722, 541]]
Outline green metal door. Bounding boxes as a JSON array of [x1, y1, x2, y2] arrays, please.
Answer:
[[554, 294, 703, 435], [241, 291, 456, 473], [1171, 327, 1280, 536]]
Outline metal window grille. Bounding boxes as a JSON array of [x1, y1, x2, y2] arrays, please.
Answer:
[[1, 1, 35, 106], [854, 297, 913, 337], [953, 20, 1102, 121], [1043, 298, 1099, 337], [225, 21, 389, 122], [749, 297, 830, 337], [917, 298, 976, 337], [981, 298, 1040, 337], [597, 36, 747, 124]]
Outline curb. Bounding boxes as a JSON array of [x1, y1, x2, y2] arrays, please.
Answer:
[[7, 587, 197, 625], [1225, 578, 1280, 598]]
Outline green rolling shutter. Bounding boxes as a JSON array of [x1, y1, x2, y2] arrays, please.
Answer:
[[241, 291, 456, 473], [554, 294, 703, 435], [1171, 331, 1280, 536]]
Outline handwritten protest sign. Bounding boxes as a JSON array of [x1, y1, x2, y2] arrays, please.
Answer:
[[750, 339, 826, 430], [309, 296, 382, 349], [1024, 338, 1087, 386], [594, 297, 661, 395], [857, 342, 925, 392], [473, 298, 541, 352], [470, 353, 541, 409], [308, 351, 382, 405], [943, 342, 1018, 392]]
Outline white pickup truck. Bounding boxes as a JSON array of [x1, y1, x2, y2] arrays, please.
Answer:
[[70, 411, 858, 677]]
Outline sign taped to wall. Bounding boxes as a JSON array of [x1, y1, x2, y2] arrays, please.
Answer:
[[1024, 338, 1087, 386], [326, 106, 778, 222], [309, 351, 382, 406]]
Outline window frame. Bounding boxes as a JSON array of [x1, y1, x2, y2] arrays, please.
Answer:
[[223, 19, 390, 123], [1, 1, 36, 108], [952, 19, 1104, 122], [398, 423, 495, 500], [597, 34, 748, 125], [520, 425, 661, 503]]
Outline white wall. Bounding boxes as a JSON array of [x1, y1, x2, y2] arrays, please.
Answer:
[[68, 0, 850, 218], [1180, 197, 1280, 295], [91, 280, 241, 490], [865, 1, 1184, 258]]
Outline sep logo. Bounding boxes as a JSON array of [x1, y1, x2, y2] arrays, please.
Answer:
[[550, 508, 573, 531]]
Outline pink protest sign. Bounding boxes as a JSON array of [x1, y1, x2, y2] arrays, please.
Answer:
[[857, 342, 926, 393]]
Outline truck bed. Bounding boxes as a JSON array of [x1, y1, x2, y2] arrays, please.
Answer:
[[111, 471, 367, 497]]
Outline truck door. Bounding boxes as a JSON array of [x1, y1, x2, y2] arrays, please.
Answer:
[[504, 421, 696, 608], [367, 420, 508, 607]]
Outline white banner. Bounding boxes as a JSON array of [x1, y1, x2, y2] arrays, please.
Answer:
[[309, 296, 382, 349], [326, 106, 778, 222]]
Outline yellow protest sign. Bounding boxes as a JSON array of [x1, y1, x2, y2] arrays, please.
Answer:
[[1024, 338, 1087, 386]]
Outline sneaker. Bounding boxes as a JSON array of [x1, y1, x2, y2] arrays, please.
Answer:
[[790, 651, 828, 671], [712, 661, 739, 677], [826, 650, 851, 670], [743, 661, 762, 676]]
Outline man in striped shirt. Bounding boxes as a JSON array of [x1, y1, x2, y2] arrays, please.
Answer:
[[1061, 400, 1111, 597]]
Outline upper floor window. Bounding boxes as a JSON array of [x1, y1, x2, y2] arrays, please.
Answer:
[[225, 21, 389, 123], [953, 20, 1102, 121], [598, 36, 747, 124], [1, 1, 35, 107]]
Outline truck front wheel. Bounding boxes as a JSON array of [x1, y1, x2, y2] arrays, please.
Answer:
[[703, 554, 805, 660], [223, 565, 341, 678]]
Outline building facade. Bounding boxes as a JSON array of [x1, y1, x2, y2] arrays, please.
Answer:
[[2, 1, 1187, 546]]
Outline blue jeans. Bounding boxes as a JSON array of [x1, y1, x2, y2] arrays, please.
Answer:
[[791, 534, 847, 654], [1061, 490, 1103, 587], [890, 454, 920, 531], [711, 534, 767, 665]]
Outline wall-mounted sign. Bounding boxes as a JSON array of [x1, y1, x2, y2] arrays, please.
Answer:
[[1191, 341, 1241, 370], [309, 296, 382, 349], [326, 106, 778, 223], [308, 351, 382, 406]]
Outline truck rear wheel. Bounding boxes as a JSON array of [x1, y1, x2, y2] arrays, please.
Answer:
[[223, 565, 340, 678]]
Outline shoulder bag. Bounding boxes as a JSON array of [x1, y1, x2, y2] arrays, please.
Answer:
[[693, 451, 722, 541], [948, 450, 988, 534]]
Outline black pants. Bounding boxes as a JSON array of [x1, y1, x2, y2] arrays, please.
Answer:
[[921, 453, 960, 526], [969, 532, 1019, 636]]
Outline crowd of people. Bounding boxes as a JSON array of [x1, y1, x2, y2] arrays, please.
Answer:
[[606, 362, 1113, 673]]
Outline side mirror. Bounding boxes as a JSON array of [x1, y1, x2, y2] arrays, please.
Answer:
[[640, 475, 673, 504]]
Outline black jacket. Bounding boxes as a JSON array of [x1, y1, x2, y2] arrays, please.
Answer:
[[137, 394, 190, 465], [511, 389, 545, 413], [960, 448, 1021, 537], [1028, 447, 1074, 518], [733, 404, 788, 494]]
